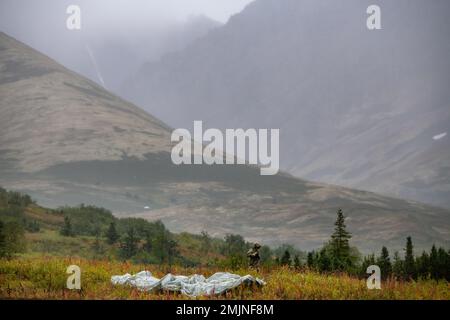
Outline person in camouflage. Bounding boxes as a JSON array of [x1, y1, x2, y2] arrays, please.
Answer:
[[247, 243, 261, 269]]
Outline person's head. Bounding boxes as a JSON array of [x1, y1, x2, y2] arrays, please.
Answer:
[[254, 243, 261, 250]]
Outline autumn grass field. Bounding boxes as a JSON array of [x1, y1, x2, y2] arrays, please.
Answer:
[[0, 256, 449, 300]]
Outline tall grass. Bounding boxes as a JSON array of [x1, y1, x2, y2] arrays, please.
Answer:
[[0, 257, 448, 300]]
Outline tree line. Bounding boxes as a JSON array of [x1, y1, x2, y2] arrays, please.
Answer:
[[299, 209, 449, 281], [0, 187, 29, 258], [1, 187, 449, 281], [202, 208, 450, 281], [58, 205, 181, 265], [359, 239, 450, 281]]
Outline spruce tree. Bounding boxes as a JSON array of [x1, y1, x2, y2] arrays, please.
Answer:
[[143, 231, 153, 254], [280, 250, 291, 266], [437, 247, 449, 280], [447, 249, 450, 281], [154, 228, 168, 263], [330, 209, 352, 270], [318, 247, 332, 272], [166, 238, 179, 266], [377, 246, 392, 279], [404, 236, 416, 279], [307, 251, 315, 269], [392, 251, 404, 279], [120, 228, 139, 259], [361, 254, 376, 277], [106, 222, 119, 245], [429, 245, 438, 280], [151, 228, 179, 265], [293, 255, 301, 269], [416, 251, 430, 279], [60, 216, 74, 237], [0, 220, 5, 257]]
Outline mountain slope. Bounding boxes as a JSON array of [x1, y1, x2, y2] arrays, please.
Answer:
[[0, 32, 172, 173], [0, 32, 449, 252], [122, 0, 450, 208]]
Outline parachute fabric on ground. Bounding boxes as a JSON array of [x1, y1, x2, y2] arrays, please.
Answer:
[[111, 271, 266, 297]]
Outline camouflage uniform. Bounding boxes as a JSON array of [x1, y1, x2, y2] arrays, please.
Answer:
[[247, 243, 261, 269]]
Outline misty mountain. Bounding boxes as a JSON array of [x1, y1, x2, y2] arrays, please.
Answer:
[[123, 0, 450, 209], [0, 0, 221, 94], [82, 14, 221, 93], [1, 32, 449, 252]]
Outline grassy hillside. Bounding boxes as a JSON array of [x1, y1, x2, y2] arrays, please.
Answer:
[[1, 188, 449, 300], [0, 203, 227, 266]]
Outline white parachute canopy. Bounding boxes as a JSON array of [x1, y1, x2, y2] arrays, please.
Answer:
[[111, 271, 265, 297]]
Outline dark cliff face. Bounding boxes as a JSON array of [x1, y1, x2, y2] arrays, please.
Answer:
[[122, 0, 450, 209]]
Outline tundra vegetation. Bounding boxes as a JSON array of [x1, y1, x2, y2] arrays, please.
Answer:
[[0, 187, 449, 299]]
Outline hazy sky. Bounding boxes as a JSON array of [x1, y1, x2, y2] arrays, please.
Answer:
[[0, 0, 255, 88], [134, 0, 255, 22], [0, 0, 255, 48], [0, 0, 255, 29]]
